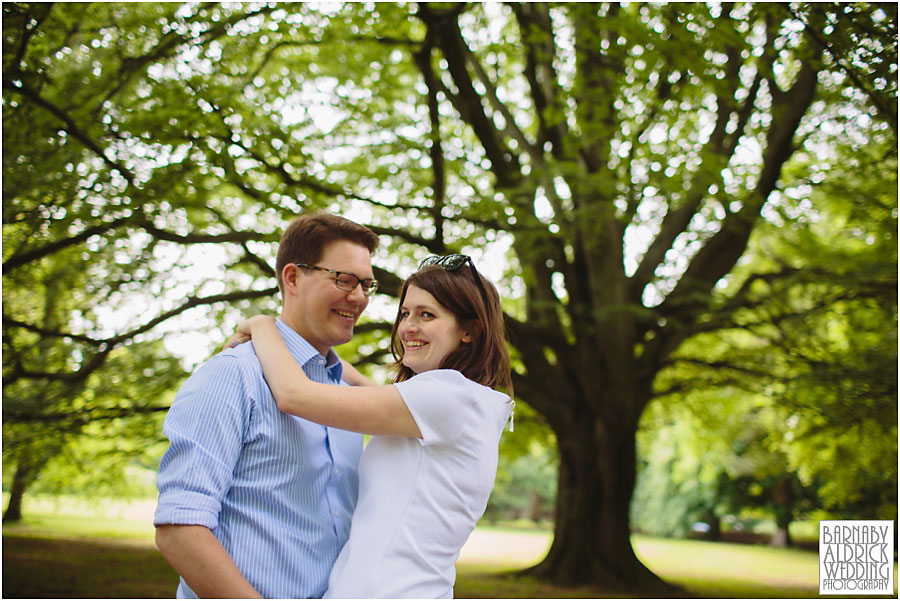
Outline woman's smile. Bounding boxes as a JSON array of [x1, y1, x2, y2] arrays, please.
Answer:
[[397, 285, 470, 374]]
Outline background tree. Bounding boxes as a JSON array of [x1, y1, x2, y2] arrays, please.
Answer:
[[3, 2, 895, 593], [2, 2, 291, 520], [481, 385, 559, 524], [633, 387, 823, 547], [638, 129, 897, 545]]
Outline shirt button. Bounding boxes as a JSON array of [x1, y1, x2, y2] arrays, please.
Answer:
[[333, 468, 339, 476], [334, 511, 339, 517]]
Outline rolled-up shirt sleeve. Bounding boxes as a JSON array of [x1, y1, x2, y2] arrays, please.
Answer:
[[154, 356, 251, 530]]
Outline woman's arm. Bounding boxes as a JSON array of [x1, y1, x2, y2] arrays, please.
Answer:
[[241, 316, 421, 438], [339, 358, 375, 387], [229, 325, 374, 387]]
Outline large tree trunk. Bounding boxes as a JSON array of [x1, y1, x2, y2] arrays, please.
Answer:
[[703, 510, 722, 542], [770, 476, 794, 548], [2, 444, 58, 523], [3, 457, 39, 523], [525, 490, 543, 522], [523, 410, 680, 596]]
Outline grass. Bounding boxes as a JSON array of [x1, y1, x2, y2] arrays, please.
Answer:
[[635, 536, 820, 598], [3, 534, 177, 599], [3, 511, 156, 541], [3, 499, 898, 598]]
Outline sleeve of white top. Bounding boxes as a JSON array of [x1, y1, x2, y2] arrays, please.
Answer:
[[393, 369, 478, 447]]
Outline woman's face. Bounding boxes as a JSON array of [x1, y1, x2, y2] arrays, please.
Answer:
[[397, 284, 471, 374]]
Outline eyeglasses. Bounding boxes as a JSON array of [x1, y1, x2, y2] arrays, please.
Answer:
[[418, 254, 489, 309], [294, 263, 379, 296]]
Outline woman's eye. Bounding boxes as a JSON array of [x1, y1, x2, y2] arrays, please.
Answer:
[[399, 311, 409, 319], [422, 312, 434, 319]]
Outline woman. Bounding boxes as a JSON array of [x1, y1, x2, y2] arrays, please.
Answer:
[[227, 255, 514, 598]]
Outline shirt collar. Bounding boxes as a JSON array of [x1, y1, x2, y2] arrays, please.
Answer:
[[275, 318, 343, 381]]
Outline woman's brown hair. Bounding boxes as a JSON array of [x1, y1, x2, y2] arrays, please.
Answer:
[[389, 263, 513, 397]]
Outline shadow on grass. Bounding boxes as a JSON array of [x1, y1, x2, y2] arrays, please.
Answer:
[[3, 534, 178, 599], [4, 532, 896, 599], [0, 533, 813, 599], [2, 535, 646, 599]]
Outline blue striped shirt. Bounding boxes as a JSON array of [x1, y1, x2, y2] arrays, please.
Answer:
[[154, 319, 362, 598]]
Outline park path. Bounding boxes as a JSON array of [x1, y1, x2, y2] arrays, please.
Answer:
[[457, 528, 551, 565]]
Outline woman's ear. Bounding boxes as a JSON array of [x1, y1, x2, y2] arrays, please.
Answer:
[[460, 319, 480, 344]]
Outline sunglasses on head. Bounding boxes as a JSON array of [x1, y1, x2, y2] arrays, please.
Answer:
[[418, 254, 489, 309]]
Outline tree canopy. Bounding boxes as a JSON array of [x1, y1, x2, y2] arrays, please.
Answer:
[[634, 134, 898, 542], [3, 2, 896, 592]]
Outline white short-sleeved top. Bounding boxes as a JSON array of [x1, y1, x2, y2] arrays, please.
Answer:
[[324, 369, 512, 599]]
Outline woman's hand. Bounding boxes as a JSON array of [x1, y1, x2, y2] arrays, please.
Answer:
[[223, 316, 274, 350], [230, 314, 420, 438]]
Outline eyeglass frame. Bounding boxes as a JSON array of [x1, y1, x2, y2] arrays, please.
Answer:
[[293, 263, 379, 296], [418, 254, 490, 309]]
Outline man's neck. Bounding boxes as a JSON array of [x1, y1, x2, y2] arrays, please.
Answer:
[[278, 311, 330, 358]]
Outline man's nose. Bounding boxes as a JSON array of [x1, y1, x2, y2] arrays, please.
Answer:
[[347, 283, 368, 304]]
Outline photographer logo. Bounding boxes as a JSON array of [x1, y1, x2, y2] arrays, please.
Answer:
[[819, 520, 894, 595]]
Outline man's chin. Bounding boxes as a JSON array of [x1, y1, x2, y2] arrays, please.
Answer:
[[331, 327, 355, 346]]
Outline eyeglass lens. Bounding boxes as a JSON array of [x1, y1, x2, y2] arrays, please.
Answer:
[[295, 263, 378, 296], [336, 274, 377, 295]]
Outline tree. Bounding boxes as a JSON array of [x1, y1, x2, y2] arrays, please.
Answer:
[[633, 387, 824, 547], [479, 378, 559, 524], [2, 2, 283, 520], [641, 130, 897, 544], [3, 2, 894, 593], [738, 132, 898, 522]]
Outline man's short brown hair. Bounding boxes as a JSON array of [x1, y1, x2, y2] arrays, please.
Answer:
[[275, 213, 378, 292]]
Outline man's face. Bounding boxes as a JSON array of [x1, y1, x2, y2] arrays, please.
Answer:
[[283, 239, 374, 356]]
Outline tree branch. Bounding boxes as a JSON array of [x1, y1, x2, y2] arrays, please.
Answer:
[[416, 4, 521, 189], [658, 357, 775, 379], [785, 3, 897, 132], [412, 28, 448, 249], [657, 49, 821, 324], [4, 404, 170, 425], [511, 3, 567, 160], [3, 215, 131, 273], [2, 78, 137, 186], [629, 8, 751, 302], [459, 23, 541, 162], [3, 288, 278, 366], [3, 211, 269, 274]]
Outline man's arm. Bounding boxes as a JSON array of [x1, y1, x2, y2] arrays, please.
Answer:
[[155, 524, 262, 599]]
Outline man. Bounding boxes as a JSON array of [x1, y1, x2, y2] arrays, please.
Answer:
[[154, 213, 379, 598]]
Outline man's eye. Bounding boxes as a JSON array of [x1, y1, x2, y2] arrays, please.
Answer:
[[336, 276, 356, 286]]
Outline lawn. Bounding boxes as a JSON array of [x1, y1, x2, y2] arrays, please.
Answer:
[[2, 498, 897, 598]]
